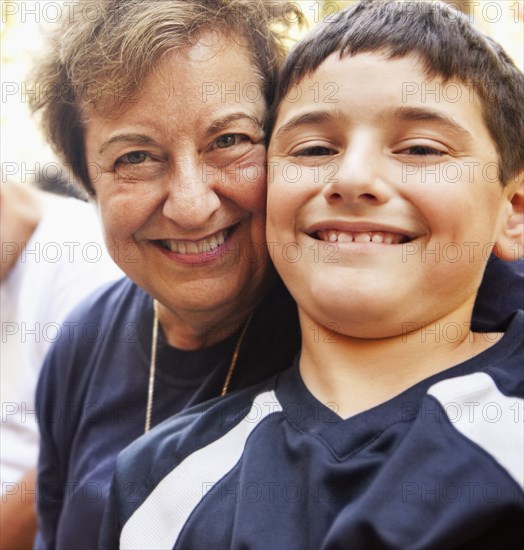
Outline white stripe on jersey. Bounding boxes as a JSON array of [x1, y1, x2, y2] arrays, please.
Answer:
[[120, 390, 283, 549], [428, 371, 524, 488]]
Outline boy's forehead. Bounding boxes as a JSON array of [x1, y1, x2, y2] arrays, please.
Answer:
[[273, 51, 488, 141], [283, 51, 469, 107]]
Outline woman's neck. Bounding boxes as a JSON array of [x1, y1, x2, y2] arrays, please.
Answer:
[[155, 275, 273, 350]]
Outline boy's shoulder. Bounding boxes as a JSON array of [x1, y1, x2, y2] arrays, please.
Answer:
[[422, 311, 523, 486], [111, 374, 283, 533], [474, 257, 524, 331], [432, 309, 523, 399], [119, 374, 281, 471]]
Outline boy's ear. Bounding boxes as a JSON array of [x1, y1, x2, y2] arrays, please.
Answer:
[[494, 172, 524, 261]]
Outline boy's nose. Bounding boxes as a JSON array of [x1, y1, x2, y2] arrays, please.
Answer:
[[322, 145, 393, 206]]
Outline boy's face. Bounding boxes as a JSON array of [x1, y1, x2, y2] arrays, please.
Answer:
[[267, 52, 515, 338]]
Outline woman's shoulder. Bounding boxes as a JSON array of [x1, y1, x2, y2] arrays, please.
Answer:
[[38, 277, 150, 377], [36, 277, 152, 423], [63, 276, 149, 326]]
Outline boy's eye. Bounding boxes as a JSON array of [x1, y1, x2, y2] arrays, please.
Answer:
[[400, 145, 444, 156], [116, 151, 150, 165], [293, 146, 334, 157], [214, 134, 247, 149]]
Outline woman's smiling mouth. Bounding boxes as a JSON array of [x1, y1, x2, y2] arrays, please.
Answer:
[[156, 224, 240, 256]]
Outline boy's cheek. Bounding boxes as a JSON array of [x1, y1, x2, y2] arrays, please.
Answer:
[[266, 199, 291, 246], [267, 157, 286, 187]]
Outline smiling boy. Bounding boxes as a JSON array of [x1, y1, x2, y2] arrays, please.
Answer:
[[267, 38, 522, 420], [101, 1, 524, 548]]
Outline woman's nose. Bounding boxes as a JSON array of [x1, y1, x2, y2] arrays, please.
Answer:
[[162, 158, 221, 229]]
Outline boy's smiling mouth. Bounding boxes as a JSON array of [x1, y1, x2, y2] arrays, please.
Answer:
[[315, 229, 410, 244], [305, 221, 418, 245]]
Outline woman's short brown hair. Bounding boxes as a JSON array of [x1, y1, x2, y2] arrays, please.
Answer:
[[30, 0, 303, 195]]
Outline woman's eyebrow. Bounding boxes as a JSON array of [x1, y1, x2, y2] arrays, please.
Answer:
[[97, 114, 264, 155], [98, 134, 157, 155], [205, 112, 264, 136]]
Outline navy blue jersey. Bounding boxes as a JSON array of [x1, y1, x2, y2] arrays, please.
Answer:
[[473, 257, 524, 332], [102, 312, 524, 549], [34, 277, 300, 550], [35, 256, 522, 548]]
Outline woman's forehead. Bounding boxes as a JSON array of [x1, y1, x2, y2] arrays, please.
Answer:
[[82, 31, 263, 119], [82, 37, 267, 149]]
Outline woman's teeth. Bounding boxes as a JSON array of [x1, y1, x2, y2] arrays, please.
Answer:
[[160, 228, 229, 255]]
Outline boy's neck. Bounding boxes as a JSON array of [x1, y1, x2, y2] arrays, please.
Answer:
[[298, 306, 502, 420]]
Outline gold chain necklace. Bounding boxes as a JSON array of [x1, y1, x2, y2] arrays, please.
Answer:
[[144, 299, 253, 433]]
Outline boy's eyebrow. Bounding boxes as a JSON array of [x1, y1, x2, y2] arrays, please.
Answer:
[[273, 110, 335, 142], [384, 107, 473, 142], [274, 107, 473, 147], [274, 107, 474, 145]]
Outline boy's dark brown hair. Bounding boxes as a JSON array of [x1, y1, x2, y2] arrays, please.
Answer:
[[272, 0, 523, 185]]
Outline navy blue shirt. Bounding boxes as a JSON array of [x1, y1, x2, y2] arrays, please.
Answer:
[[102, 312, 524, 549], [472, 257, 524, 331], [35, 256, 523, 548], [35, 277, 300, 549]]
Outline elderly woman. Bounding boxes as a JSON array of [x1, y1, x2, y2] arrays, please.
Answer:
[[28, 0, 522, 548], [29, 1, 302, 548]]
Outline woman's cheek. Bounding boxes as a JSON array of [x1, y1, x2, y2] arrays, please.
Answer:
[[97, 194, 142, 240], [234, 145, 267, 212]]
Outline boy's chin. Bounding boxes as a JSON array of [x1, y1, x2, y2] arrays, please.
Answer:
[[300, 296, 407, 340]]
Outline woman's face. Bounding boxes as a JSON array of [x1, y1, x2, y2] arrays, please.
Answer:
[[85, 32, 270, 322]]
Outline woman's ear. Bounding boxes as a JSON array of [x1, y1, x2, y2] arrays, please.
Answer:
[[494, 172, 524, 261]]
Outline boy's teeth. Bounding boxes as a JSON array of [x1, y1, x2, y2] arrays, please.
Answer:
[[316, 230, 403, 244], [161, 229, 228, 255], [338, 232, 353, 243], [354, 233, 371, 243]]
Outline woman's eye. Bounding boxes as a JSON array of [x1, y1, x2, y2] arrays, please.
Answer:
[[116, 151, 149, 165], [401, 145, 444, 156], [293, 146, 334, 157], [214, 134, 246, 149]]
